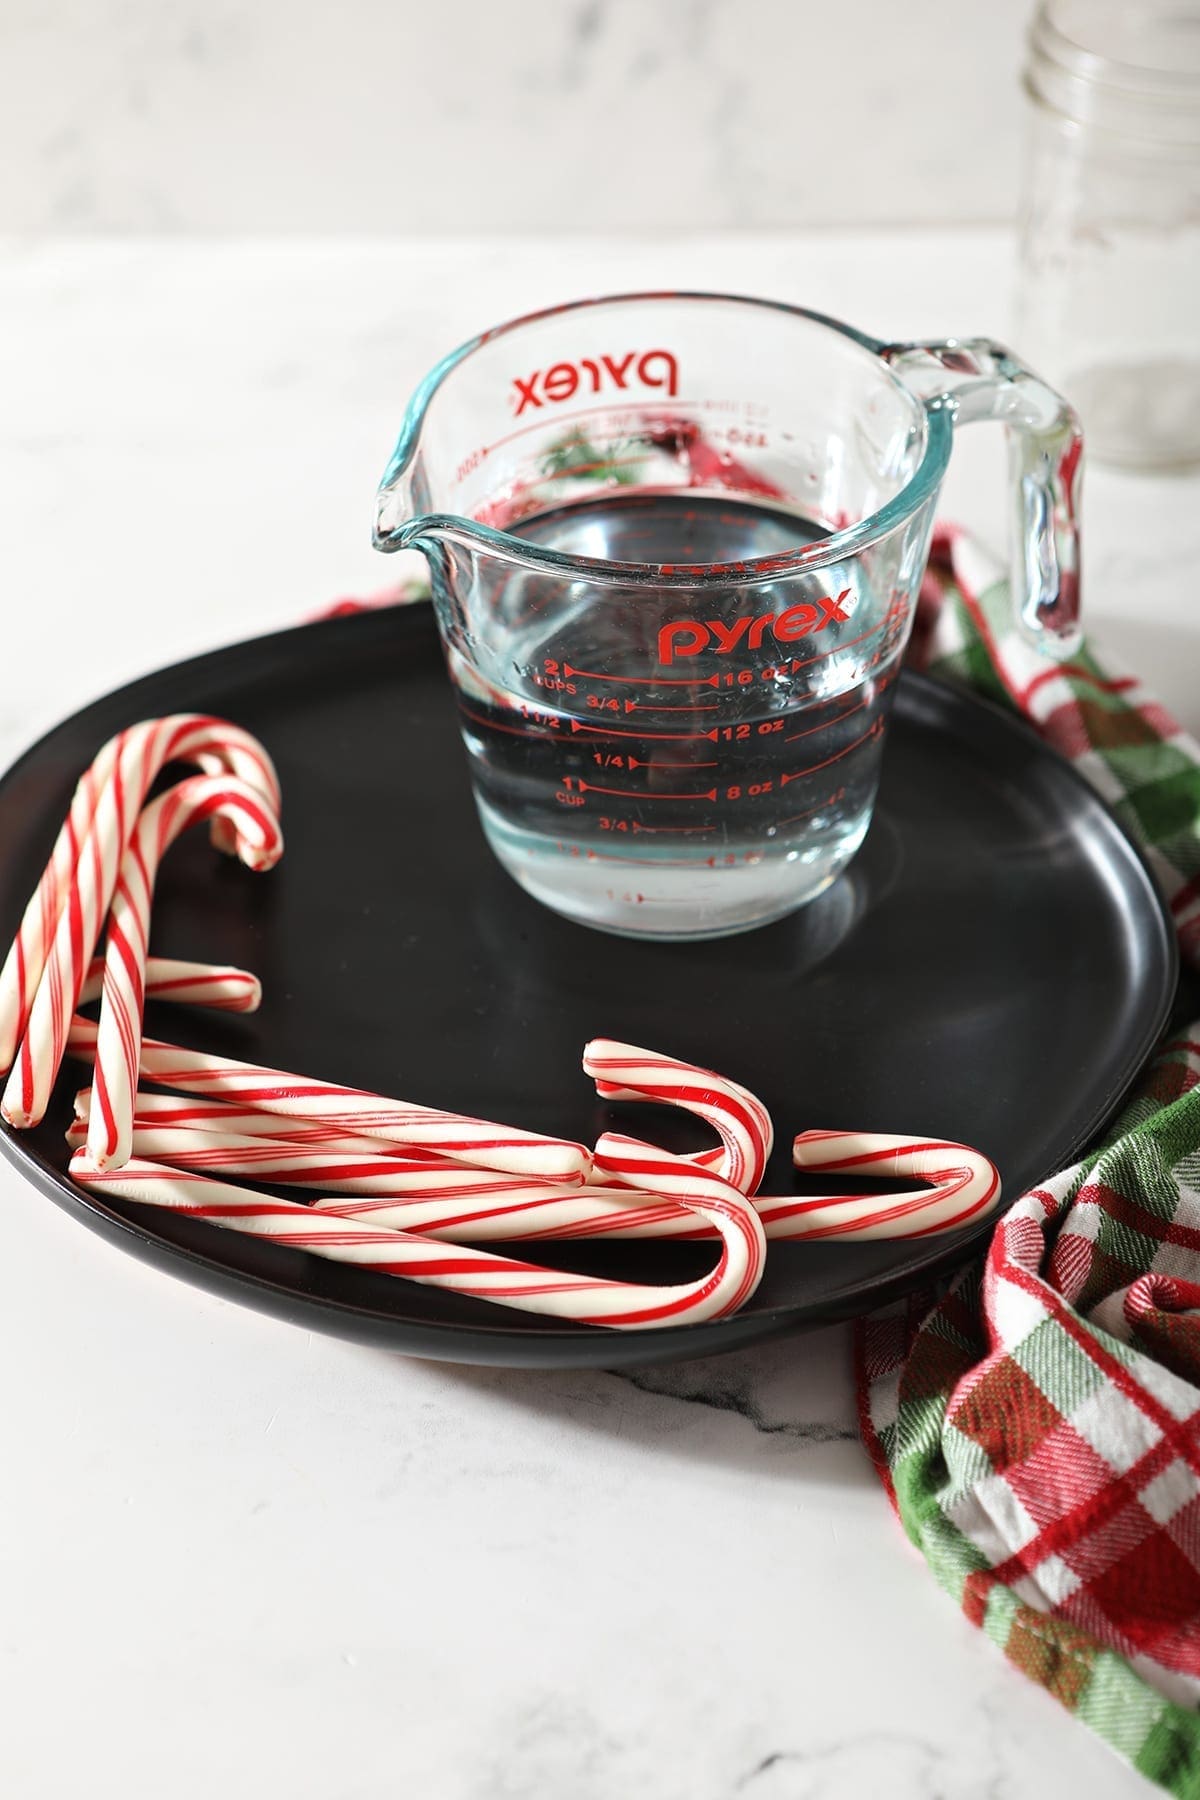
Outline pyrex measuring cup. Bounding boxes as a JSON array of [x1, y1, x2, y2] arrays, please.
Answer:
[[375, 293, 1082, 940]]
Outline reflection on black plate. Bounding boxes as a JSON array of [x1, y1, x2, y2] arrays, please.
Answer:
[[0, 607, 1177, 1368]]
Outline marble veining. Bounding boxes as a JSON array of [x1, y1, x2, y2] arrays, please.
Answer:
[[0, 0, 1030, 234], [608, 1364, 858, 1444]]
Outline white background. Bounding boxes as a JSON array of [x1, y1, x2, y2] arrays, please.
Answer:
[[1, 0, 1032, 233]]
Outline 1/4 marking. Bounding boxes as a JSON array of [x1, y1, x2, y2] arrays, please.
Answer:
[[592, 753, 717, 770]]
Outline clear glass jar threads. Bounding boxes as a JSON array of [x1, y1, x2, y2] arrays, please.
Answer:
[[1017, 0, 1200, 468]]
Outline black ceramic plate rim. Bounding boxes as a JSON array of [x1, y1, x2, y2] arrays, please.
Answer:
[[0, 607, 1180, 1362]]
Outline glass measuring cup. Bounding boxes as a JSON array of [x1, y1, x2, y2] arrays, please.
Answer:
[[375, 293, 1082, 940]]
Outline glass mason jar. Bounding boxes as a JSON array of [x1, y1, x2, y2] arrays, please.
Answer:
[[1017, 0, 1200, 469]]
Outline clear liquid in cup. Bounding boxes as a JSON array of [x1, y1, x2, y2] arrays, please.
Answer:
[[447, 494, 900, 939]]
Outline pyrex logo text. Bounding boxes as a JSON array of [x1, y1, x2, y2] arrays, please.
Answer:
[[512, 350, 678, 416], [657, 592, 853, 666]]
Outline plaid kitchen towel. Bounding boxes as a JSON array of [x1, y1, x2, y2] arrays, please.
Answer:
[[858, 525, 1200, 1795]]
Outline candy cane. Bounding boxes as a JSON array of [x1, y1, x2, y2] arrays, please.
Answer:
[[81, 774, 283, 1168], [72, 1040, 769, 1184], [1, 715, 279, 1122], [62, 1106, 702, 1245], [780, 1130, 1001, 1239], [308, 1131, 999, 1243], [67, 1152, 766, 1330], [0, 715, 278, 1068], [307, 1123, 999, 1245], [69, 1037, 765, 1200], [314, 1125, 1000, 1245], [582, 1039, 773, 1192], [64, 1019, 590, 1182], [66, 1048, 998, 1244], [592, 1131, 765, 1315], [73, 1086, 415, 1153], [78, 957, 262, 1014], [0, 735, 119, 1071], [65, 1117, 577, 1196]]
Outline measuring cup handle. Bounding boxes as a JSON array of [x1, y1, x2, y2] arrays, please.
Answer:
[[882, 338, 1083, 655]]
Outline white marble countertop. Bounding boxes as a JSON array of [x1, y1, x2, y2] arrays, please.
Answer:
[[2, 231, 1197, 1800]]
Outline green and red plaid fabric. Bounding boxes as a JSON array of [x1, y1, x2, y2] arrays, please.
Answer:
[[859, 525, 1200, 1794]]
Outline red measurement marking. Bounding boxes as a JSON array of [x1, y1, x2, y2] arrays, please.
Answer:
[[776, 788, 845, 828], [785, 619, 884, 674], [783, 691, 875, 744], [634, 702, 721, 713], [579, 780, 719, 801], [564, 664, 720, 688], [456, 703, 571, 745], [569, 719, 719, 742], [631, 822, 715, 834], [780, 721, 881, 787], [470, 400, 668, 464], [576, 854, 763, 869], [589, 752, 718, 771], [578, 851, 705, 867]]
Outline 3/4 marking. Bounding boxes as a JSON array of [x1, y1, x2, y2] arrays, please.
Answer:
[[634, 702, 721, 714]]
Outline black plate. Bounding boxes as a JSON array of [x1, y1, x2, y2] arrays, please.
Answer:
[[0, 606, 1177, 1367]]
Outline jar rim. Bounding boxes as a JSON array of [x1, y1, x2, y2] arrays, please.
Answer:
[[1028, 0, 1200, 147], [1031, 0, 1200, 99]]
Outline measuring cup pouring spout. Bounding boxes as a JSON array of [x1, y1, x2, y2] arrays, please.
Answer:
[[372, 294, 1084, 941]]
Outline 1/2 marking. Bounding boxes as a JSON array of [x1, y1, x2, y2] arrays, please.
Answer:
[[570, 719, 719, 742]]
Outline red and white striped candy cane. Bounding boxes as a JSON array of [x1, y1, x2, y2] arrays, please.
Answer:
[[78, 956, 262, 1015], [72, 1087, 411, 1154], [68, 1060, 1000, 1245], [62, 1109, 699, 1242], [64, 1019, 591, 1182], [592, 1130, 766, 1315], [313, 1129, 1000, 1245], [581, 1039, 773, 1193], [779, 1130, 1001, 1239], [0, 734, 120, 1071], [0, 715, 279, 1123], [81, 774, 282, 1168], [0, 715, 277, 1068], [307, 1123, 993, 1238], [65, 1116, 573, 1197], [67, 1152, 766, 1330], [72, 1038, 772, 1186]]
